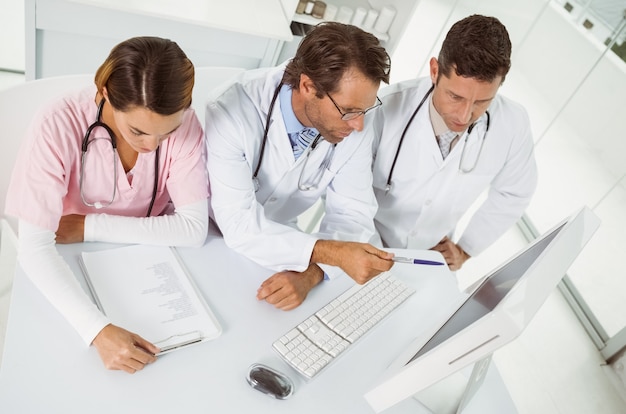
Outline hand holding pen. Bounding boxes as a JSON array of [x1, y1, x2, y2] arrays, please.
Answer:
[[391, 257, 445, 266]]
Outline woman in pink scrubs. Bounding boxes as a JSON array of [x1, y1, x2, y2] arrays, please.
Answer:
[[5, 37, 209, 373]]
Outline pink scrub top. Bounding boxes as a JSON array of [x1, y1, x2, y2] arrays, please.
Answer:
[[5, 86, 208, 231]]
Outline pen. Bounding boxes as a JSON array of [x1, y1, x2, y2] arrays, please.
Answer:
[[392, 257, 445, 266]]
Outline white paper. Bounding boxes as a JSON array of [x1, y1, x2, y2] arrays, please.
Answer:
[[80, 245, 221, 354]]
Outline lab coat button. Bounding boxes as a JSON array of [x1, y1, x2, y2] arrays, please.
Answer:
[[268, 197, 277, 202], [425, 200, 432, 206]]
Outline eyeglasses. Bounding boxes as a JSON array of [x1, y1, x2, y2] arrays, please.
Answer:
[[326, 93, 382, 121]]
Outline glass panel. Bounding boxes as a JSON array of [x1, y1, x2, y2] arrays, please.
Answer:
[[567, 176, 626, 337], [520, 1, 626, 339], [556, 0, 626, 64]]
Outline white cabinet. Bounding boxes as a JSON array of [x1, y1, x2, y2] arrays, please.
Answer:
[[26, 0, 293, 80], [278, 0, 418, 62]]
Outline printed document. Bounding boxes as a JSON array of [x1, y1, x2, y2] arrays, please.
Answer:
[[80, 245, 222, 354]]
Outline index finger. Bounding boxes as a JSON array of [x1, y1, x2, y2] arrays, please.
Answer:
[[369, 254, 394, 272], [133, 337, 159, 360], [257, 277, 283, 300], [363, 244, 394, 260]]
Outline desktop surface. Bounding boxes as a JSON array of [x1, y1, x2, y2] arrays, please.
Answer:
[[0, 232, 515, 413]]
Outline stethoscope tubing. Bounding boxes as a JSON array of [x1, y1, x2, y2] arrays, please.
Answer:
[[385, 85, 434, 192], [384, 85, 490, 194], [80, 99, 159, 216], [252, 83, 282, 186], [253, 82, 333, 192]]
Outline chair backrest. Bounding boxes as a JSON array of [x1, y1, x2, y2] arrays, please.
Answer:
[[0, 74, 94, 230], [191, 66, 244, 126], [0, 67, 244, 231]]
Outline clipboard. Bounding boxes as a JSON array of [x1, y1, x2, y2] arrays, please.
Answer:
[[79, 244, 222, 356]]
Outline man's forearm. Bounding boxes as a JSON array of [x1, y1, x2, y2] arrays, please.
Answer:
[[310, 239, 342, 267]]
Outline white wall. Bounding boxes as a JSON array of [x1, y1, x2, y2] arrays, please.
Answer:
[[0, 0, 25, 71], [390, 0, 551, 83]]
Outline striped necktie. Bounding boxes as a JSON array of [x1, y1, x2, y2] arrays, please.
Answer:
[[438, 130, 457, 159], [292, 128, 318, 160]]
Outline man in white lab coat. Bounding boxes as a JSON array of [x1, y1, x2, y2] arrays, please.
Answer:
[[206, 22, 393, 310], [371, 15, 538, 270]]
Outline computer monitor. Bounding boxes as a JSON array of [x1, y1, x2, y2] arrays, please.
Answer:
[[364, 207, 601, 413]]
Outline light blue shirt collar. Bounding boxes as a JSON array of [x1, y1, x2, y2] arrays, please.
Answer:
[[279, 84, 318, 136]]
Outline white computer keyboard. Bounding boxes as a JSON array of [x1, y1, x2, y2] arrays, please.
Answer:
[[272, 272, 415, 379]]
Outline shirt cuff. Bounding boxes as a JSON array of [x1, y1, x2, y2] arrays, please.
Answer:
[[318, 263, 344, 280]]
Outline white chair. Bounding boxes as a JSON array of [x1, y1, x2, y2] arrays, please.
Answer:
[[0, 74, 94, 232], [297, 198, 326, 234], [0, 218, 17, 295], [192, 66, 244, 127], [0, 75, 94, 336]]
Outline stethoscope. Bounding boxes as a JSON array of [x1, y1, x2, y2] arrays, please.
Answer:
[[252, 83, 335, 192], [79, 99, 159, 216], [384, 85, 490, 194]]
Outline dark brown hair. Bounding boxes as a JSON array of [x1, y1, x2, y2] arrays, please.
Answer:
[[283, 22, 390, 97], [438, 15, 512, 83], [95, 37, 194, 115]]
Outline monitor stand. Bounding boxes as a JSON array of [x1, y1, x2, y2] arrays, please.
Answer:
[[412, 354, 492, 414]]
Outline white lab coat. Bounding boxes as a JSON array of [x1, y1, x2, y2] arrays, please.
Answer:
[[371, 77, 537, 256], [205, 64, 377, 272]]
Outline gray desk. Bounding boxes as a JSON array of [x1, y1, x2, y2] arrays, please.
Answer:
[[0, 231, 516, 413]]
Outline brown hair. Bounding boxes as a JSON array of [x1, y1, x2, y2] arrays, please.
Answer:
[[283, 22, 390, 97], [438, 15, 512, 83], [95, 37, 194, 115]]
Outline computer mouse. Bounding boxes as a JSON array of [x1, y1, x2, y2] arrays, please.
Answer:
[[246, 363, 294, 400]]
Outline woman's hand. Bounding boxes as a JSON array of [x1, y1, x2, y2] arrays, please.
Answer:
[[92, 324, 160, 374]]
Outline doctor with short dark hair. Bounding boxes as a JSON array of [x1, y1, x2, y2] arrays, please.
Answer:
[[371, 15, 537, 270]]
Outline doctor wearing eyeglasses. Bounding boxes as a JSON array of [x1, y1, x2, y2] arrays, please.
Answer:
[[5, 37, 209, 373], [206, 23, 393, 310], [371, 15, 537, 271]]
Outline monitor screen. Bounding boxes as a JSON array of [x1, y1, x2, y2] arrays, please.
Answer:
[[364, 207, 600, 413], [407, 222, 565, 364]]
